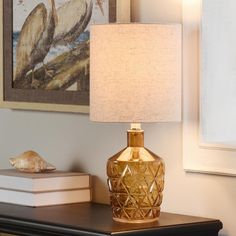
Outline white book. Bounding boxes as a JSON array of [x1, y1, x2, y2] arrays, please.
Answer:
[[0, 188, 91, 207], [0, 169, 91, 192]]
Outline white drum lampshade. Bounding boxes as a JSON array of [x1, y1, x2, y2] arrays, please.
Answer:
[[90, 23, 181, 123]]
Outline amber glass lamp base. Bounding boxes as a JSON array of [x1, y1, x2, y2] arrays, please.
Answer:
[[107, 124, 165, 223]]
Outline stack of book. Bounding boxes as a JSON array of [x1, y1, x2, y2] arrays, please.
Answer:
[[0, 169, 91, 207]]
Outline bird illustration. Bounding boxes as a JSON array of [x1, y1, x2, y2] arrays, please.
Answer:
[[14, 0, 58, 86], [53, 0, 93, 47]]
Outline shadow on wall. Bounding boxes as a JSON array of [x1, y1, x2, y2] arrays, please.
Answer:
[[92, 176, 109, 204]]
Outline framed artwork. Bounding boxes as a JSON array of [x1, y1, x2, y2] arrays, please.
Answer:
[[0, 0, 117, 113], [183, 0, 236, 176]]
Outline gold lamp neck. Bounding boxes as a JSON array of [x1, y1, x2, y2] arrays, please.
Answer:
[[127, 123, 144, 147]]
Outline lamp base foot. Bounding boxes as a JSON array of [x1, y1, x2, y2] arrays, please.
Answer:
[[113, 217, 158, 224]]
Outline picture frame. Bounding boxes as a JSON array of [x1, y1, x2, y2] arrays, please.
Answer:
[[182, 0, 236, 176], [0, 0, 118, 113]]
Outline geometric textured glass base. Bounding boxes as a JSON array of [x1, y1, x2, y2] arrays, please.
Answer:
[[107, 128, 165, 223]]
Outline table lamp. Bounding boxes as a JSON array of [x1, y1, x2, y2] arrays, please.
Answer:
[[90, 24, 181, 223]]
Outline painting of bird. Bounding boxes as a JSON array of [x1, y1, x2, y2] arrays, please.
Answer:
[[12, 0, 108, 91], [14, 0, 58, 85]]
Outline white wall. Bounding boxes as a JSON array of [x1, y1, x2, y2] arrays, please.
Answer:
[[0, 0, 235, 235]]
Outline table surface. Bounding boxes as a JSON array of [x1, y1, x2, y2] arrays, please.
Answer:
[[0, 202, 223, 236]]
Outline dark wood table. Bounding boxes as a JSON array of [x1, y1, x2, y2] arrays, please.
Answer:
[[0, 202, 222, 236]]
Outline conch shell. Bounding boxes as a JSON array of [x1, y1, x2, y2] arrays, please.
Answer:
[[9, 150, 56, 173]]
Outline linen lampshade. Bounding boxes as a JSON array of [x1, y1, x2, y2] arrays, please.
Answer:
[[90, 23, 182, 122]]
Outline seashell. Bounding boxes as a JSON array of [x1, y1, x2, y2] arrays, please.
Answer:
[[9, 150, 56, 173]]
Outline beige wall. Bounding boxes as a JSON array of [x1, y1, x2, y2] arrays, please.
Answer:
[[0, 0, 235, 235]]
